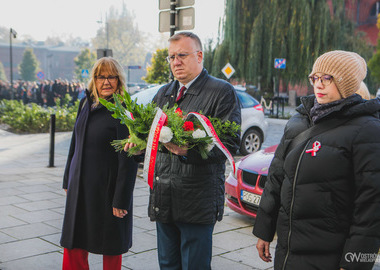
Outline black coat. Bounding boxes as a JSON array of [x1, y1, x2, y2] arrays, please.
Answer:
[[60, 93, 139, 255], [253, 95, 380, 270], [148, 68, 241, 224]]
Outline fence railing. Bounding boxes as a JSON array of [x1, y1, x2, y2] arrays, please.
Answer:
[[260, 96, 287, 118]]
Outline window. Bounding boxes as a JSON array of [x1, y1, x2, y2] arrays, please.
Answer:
[[370, 1, 380, 17], [236, 90, 259, 108]]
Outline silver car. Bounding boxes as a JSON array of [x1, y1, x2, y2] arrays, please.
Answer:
[[131, 84, 268, 155]]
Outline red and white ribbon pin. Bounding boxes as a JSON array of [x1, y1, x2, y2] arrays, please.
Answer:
[[305, 141, 321, 157]]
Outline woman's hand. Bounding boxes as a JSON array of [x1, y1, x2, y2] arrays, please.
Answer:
[[256, 238, 272, 262], [113, 208, 128, 218], [123, 142, 144, 155], [164, 142, 188, 156]]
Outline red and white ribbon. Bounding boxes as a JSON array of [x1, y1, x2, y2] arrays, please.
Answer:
[[185, 112, 236, 175], [143, 108, 167, 189], [305, 141, 321, 157], [123, 109, 134, 120]]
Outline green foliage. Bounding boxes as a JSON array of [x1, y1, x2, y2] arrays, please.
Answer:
[[203, 39, 215, 74], [209, 117, 240, 144], [143, 48, 170, 84], [210, 0, 374, 94], [0, 61, 7, 81], [0, 99, 79, 134], [99, 89, 240, 159], [368, 15, 380, 88], [99, 88, 157, 154], [18, 48, 39, 81], [74, 48, 97, 83], [368, 53, 380, 84]]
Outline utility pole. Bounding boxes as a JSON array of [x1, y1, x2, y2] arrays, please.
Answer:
[[106, 13, 109, 49], [9, 28, 17, 93], [97, 13, 109, 49], [170, 1, 176, 37]]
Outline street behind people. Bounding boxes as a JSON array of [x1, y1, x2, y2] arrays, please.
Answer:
[[60, 57, 140, 270], [147, 32, 241, 270], [253, 50, 380, 270]]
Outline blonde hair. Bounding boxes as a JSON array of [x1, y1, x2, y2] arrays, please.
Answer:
[[356, 81, 370, 100], [87, 57, 126, 106]]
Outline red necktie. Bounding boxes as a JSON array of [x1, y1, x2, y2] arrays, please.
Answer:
[[176, 86, 186, 102]]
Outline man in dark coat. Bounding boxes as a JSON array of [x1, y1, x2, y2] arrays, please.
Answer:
[[150, 32, 241, 269], [253, 50, 380, 270]]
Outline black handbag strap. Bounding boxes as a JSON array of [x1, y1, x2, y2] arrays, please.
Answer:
[[285, 117, 352, 156]]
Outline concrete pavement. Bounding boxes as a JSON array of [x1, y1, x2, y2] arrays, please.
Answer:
[[0, 120, 282, 270], [1, 114, 379, 269]]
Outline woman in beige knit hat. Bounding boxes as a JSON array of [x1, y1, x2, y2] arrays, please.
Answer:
[[253, 50, 380, 270]]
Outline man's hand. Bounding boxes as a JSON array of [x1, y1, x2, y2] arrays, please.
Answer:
[[164, 142, 188, 156], [256, 238, 272, 262]]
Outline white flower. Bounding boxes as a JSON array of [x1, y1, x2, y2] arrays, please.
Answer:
[[159, 126, 173, 143], [206, 142, 215, 152], [192, 129, 206, 139]]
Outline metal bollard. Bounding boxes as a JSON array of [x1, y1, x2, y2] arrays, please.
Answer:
[[48, 114, 55, 168]]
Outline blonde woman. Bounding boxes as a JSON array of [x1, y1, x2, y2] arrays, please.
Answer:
[[61, 57, 140, 270]]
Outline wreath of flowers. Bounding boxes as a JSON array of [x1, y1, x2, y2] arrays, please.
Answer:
[[99, 89, 240, 159]]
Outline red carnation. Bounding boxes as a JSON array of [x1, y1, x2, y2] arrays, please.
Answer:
[[183, 121, 194, 131], [175, 108, 183, 117]]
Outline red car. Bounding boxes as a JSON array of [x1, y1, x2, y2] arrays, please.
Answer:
[[225, 145, 278, 218]]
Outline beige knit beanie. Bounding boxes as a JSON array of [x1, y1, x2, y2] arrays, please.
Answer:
[[309, 50, 367, 98]]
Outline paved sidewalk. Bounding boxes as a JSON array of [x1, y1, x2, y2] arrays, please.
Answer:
[[0, 128, 276, 270], [1, 117, 379, 270]]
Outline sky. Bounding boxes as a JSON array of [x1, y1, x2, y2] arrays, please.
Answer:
[[0, 0, 225, 46]]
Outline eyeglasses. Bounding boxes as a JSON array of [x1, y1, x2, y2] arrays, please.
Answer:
[[166, 51, 199, 63], [308, 74, 334, 86], [95, 75, 118, 83]]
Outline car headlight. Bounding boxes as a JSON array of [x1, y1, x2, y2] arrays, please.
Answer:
[[233, 160, 241, 179]]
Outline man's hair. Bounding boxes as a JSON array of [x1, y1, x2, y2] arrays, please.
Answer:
[[168, 32, 203, 51]]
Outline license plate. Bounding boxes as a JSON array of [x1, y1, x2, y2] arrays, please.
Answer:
[[240, 190, 261, 206]]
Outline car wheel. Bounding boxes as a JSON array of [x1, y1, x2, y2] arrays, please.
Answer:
[[240, 128, 262, 155]]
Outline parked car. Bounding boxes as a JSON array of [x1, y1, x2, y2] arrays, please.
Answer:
[[131, 84, 268, 155], [225, 144, 277, 218], [234, 85, 268, 155]]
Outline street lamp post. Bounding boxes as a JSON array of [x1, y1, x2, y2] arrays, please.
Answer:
[[9, 28, 17, 94], [97, 13, 109, 49]]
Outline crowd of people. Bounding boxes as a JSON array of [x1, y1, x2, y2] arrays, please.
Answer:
[[0, 79, 86, 106]]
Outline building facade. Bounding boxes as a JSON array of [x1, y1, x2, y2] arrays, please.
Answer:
[[0, 42, 81, 82], [327, 0, 380, 46]]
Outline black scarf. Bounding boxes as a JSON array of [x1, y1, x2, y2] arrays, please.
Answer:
[[310, 98, 347, 123]]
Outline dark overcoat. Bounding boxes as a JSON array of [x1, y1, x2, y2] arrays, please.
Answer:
[[60, 93, 139, 255], [253, 95, 380, 270], [149, 68, 241, 224]]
